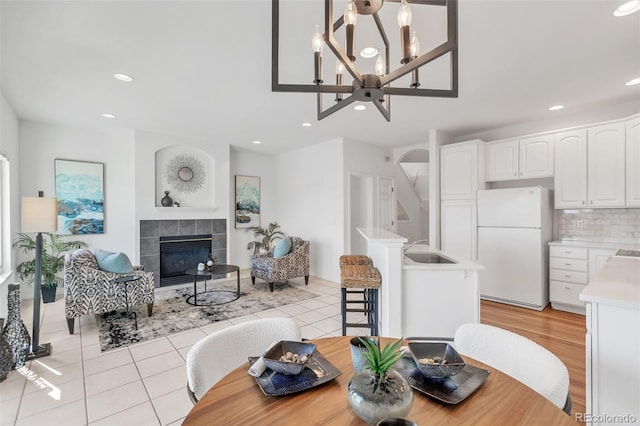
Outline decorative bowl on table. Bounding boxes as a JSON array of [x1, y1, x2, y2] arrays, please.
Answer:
[[407, 342, 465, 379], [263, 341, 317, 375]]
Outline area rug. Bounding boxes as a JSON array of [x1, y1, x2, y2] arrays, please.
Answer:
[[97, 278, 318, 352]]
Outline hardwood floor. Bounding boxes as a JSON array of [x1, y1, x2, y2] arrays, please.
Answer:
[[480, 300, 586, 420]]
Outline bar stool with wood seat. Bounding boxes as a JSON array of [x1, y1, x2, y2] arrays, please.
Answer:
[[339, 255, 381, 336]]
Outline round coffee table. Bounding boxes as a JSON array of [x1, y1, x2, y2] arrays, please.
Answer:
[[184, 264, 240, 306]]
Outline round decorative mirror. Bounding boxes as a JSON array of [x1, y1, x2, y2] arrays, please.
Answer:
[[178, 166, 194, 182]]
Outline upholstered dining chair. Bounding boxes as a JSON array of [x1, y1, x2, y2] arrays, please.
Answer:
[[250, 237, 310, 292], [186, 317, 302, 403], [453, 323, 572, 415]]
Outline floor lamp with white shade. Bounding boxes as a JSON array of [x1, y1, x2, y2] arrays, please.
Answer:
[[22, 191, 57, 359]]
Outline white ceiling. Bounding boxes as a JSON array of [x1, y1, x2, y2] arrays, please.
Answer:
[[2, 0, 639, 155]]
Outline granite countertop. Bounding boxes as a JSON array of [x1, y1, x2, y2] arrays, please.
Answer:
[[580, 256, 640, 309]]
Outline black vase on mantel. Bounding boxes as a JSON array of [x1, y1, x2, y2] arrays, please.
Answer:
[[0, 284, 31, 370], [161, 191, 173, 207]]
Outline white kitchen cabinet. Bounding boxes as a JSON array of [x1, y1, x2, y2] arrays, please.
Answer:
[[554, 121, 626, 209], [588, 248, 617, 281], [486, 135, 553, 181], [440, 140, 484, 262], [550, 243, 628, 314], [519, 135, 554, 178], [581, 257, 640, 426], [403, 266, 480, 338], [549, 245, 589, 314], [441, 199, 476, 261], [626, 116, 640, 207], [485, 140, 518, 181], [554, 129, 588, 208], [587, 122, 626, 207], [440, 140, 485, 200]]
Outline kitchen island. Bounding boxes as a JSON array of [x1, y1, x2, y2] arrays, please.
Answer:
[[357, 227, 483, 338], [579, 254, 640, 425]]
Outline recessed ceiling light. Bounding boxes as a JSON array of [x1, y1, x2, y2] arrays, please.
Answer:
[[625, 77, 640, 86], [354, 105, 367, 111], [101, 113, 116, 118], [114, 73, 134, 82], [614, 0, 640, 16], [301, 122, 312, 127], [549, 105, 564, 111], [252, 140, 262, 144], [360, 47, 379, 58]]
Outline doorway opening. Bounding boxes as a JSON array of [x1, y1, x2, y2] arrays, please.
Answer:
[[395, 149, 429, 244]]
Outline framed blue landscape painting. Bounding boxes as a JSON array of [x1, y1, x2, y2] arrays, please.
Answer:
[[55, 159, 104, 234], [235, 175, 260, 228]]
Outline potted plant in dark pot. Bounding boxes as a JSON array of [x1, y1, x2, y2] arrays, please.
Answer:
[[13, 232, 85, 303]]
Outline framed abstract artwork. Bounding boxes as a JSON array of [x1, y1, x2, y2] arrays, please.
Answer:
[[235, 175, 260, 228], [54, 159, 105, 234]]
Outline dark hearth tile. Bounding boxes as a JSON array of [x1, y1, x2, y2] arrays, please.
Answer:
[[213, 219, 226, 234], [179, 220, 196, 236], [140, 220, 160, 237], [195, 219, 212, 235], [160, 220, 180, 236], [140, 237, 159, 256]]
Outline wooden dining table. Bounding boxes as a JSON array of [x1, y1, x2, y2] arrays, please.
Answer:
[[183, 336, 576, 425]]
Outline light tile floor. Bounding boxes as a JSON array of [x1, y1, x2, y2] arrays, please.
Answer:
[[0, 273, 370, 426]]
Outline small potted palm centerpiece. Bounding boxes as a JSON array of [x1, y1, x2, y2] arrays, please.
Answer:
[[347, 337, 413, 425]]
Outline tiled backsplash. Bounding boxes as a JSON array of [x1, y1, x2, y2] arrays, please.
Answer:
[[558, 208, 640, 244]]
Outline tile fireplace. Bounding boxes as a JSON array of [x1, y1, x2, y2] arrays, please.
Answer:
[[139, 219, 226, 287]]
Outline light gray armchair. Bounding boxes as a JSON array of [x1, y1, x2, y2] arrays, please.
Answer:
[[63, 248, 154, 334], [250, 237, 310, 292]]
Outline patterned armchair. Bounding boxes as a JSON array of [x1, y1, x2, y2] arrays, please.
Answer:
[[250, 237, 310, 292], [63, 248, 155, 334]]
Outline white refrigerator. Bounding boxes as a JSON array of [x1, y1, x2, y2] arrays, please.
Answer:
[[476, 187, 552, 310]]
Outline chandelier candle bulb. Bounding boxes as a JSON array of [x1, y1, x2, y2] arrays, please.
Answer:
[[375, 54, 385, 77], [344, 1, 358, 61], [398, 0, 413, 63], [410, 32, 420, 87], [335, 60, 345, 101], [410, 31, 420, 57], [312, 25, 324, 84]]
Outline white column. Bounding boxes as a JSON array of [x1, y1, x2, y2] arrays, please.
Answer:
[[357, 227, 407, 338]]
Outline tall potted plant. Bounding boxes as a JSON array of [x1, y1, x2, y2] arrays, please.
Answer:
[[246, 222, 284, 254], [13, 232, 85, 303]]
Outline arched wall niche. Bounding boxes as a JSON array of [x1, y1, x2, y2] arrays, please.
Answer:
[[155, 145, 215, 208]]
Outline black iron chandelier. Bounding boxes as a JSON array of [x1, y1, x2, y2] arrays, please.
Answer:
[[272, 0, 458, 121]]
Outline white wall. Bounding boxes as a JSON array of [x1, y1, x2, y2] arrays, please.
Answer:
[[134, 130, 230, 263], [275, 139, 344, 283], [10, 120, 406, 289], [0, 94, 20, 315], [343, 138, 394, 251], [230, 148, 278, 269], [16, 121, 136, 296], [348, 174, 374, 255]]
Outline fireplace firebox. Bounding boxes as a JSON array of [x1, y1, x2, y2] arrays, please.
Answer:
[[159, 234, 214, 286]]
